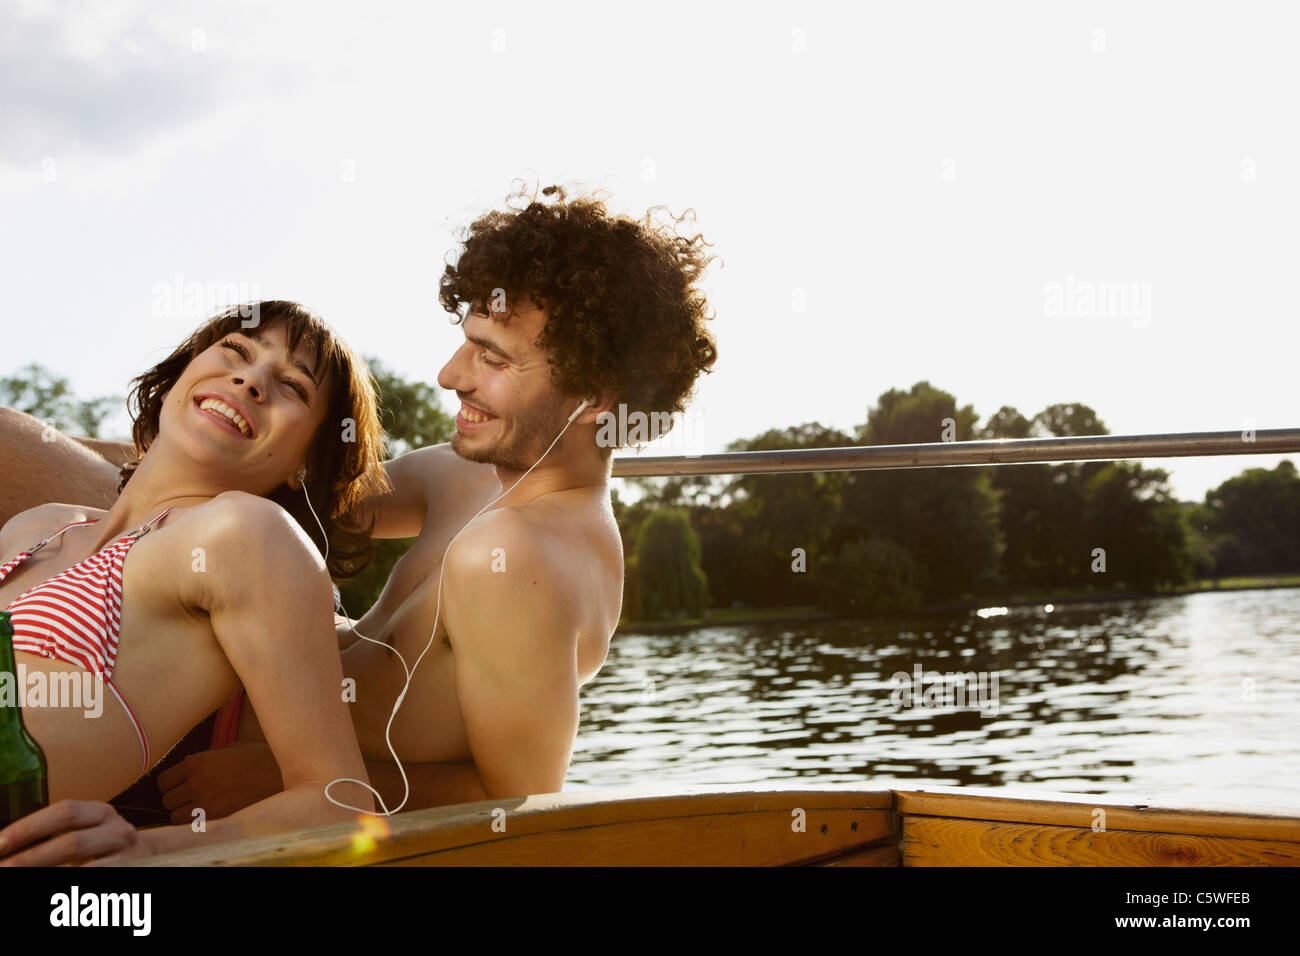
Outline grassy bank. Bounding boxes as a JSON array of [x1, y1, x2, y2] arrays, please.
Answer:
[[616, 576, 1300, 633]]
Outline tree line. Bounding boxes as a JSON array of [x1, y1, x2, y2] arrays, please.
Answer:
[[615, 381, 1300, 620]]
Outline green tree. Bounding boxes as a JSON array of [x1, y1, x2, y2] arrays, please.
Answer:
[[979, 402, 1108, 591], [367, 356, 456, 457], [981, 405, 1032, 440], [1180, 500, 1218, 581], [980, 405, 1048, 589], [840, 382, 1002, 603], [635, 508, 710, 620], [814, 536, 924, 615], [1033, 402, 1108, 440], [1083, 462, 1191, 590], [1202, 460, 1300, 576], [1, 363, 121, 438], [721, 423, 857, 607], [336, 358, 454, 613], [683, 501, 749, 608]]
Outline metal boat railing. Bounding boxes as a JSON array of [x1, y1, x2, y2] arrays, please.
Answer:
[[610, 428, 1300, 478]]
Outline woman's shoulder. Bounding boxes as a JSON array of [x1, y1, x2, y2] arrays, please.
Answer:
[[203, 489, 288, 519], [169, 493, 329, 609], [188, 492, 324, 562], [191, 492, 303, 539]]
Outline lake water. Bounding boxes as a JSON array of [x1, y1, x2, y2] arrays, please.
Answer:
[[568, 589, 1300, 808]]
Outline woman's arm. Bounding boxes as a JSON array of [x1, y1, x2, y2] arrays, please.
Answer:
[[171, 492, 377, 848], [136, 493, 375, 854]]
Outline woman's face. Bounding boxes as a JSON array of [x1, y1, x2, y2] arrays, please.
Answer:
[[157, 321, 334, 494]]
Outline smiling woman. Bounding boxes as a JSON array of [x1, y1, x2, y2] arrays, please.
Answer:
[[0, 301, 392, 864], [119, 301, 390, 578]]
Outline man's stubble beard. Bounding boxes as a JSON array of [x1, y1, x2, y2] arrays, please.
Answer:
[[450, 400, 571, 472]]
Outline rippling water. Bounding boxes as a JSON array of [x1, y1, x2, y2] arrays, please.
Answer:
[[568, 589, 1300, 807]]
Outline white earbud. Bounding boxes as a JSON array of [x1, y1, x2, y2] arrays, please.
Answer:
[[567, 398, 593, 423], [297, 467, 307, 482]]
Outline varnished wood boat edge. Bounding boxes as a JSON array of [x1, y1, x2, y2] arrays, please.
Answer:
[[131, 784, 1300, 866], [135, 785, 894, 867], [895, 786, 1300, 842]]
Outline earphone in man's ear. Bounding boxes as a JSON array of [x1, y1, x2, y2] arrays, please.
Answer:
[[297, 467, 307, 482], [567, 398, 594, 423]]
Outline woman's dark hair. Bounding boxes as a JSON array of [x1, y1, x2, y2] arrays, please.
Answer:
[[119, 301, 390, 578], [438, 183, 719, 451]]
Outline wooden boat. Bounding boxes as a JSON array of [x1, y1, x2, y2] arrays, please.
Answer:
[[137, 785, 1300, 866]]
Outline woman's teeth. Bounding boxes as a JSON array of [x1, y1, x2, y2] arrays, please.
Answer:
[[199, 398, 252, 437]]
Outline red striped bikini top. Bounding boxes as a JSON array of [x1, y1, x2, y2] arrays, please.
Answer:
[[0, 507, 176, 676]]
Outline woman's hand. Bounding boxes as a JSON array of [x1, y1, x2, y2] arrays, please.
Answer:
[[157, 742, 282, 824], [0, 800, 153, 866]]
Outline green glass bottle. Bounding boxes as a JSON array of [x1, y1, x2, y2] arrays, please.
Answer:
[[0, 610, 48, 826]]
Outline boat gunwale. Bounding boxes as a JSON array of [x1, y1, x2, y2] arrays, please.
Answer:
[[133, 783, 1300, 867], [135, 785, 894, 867], [894, 785, 1300, 843]]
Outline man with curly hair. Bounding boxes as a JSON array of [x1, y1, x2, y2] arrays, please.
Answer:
[[0, 184, 717, 825]]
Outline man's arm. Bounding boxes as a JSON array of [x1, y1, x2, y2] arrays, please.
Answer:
[[366, 448, 430, 539], [440, 515, 579, 800], [366, 443, 501, 540], [0, 407, 121, 526], [70, 434, 136, 468], [362, 760, 488, 810], [154, 745, 489, 823]]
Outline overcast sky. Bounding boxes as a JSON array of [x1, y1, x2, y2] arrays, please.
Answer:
[[2, 0, 1297, 502]]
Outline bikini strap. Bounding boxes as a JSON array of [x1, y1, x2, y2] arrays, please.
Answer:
[[26, 518, 99, 557], [25, 507, 174, 559], [137, 506, 176, 536]]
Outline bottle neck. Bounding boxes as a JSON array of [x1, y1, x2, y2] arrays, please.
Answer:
[[0, 613, 19, 729]]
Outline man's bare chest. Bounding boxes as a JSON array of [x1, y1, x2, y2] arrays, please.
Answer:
[[344, 545, 472, 760]]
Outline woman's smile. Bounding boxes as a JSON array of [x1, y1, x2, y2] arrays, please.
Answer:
[[192, 395, 255, 439]]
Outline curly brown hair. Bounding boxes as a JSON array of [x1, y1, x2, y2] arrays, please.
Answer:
[[438, 183, 719, 450], [118, 301, 390, 578]]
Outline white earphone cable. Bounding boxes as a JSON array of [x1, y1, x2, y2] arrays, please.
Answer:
[[298, 399, 591, 816]]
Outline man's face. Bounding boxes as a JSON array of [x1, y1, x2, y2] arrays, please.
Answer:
[[437, 297, 574, 471]]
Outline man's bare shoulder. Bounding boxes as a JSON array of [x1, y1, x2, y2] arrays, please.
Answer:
[[445, 507, 547, 576], [448, 492, 619, 584], [442, 510, 568, 632]]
